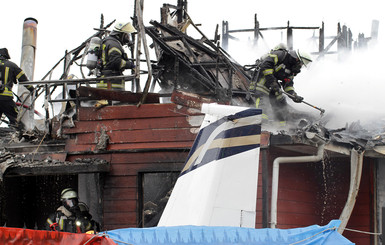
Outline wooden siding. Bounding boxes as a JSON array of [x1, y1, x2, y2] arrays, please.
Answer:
[[64, 103, 201, 230], [64, 104, 372, 244], [255, 146, 373, 245]]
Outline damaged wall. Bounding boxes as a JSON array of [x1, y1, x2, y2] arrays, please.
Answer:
[[256, 142, 374, 245], [63, 103, 202, 230], [376, 159, 385, 245]]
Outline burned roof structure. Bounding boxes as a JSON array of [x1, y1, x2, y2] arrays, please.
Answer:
[[0, 1, 384, 244], [145, 17, 251, 106], [142, 5, 254, 105]]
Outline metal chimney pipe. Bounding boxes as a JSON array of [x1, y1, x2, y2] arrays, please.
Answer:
[[18, 17, 38, 131]]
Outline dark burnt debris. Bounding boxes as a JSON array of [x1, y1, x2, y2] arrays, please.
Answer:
[[146, 20, 251, 106], [1, 4, 384, 181], [0, 142, 109, 180]]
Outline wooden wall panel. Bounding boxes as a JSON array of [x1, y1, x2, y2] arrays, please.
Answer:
[[278, 200, 318, 214], [104, 176, 137, 188], [111, 152, 189, 164], [104, 200, 137, 212], [78, 104, 201, 121], [103, 187, 137, 200], [103, 212, 136, 226], [63, 116, 200, 134], [65, 104, 199, 230], [255, 150, 265, 228], [266, 147, 373, 245], [65, 141, 194, 152], [278, 213, 319, 227], [110, 162, 185, 176], [73, 128, 196, 144]]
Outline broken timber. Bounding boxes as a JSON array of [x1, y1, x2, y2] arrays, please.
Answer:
[[77, 86, 160, 104], [145, 19, 252, 105]]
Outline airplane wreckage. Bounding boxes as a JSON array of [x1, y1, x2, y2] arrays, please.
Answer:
[[0, 1, 383, 244]]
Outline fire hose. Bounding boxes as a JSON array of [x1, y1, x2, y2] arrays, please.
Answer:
[[282, 90, 325, 115], [15, 102, 43, 117]]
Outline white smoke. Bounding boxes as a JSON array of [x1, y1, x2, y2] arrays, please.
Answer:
[[226, 33, 384, 131], [295, 42, 385, 129]]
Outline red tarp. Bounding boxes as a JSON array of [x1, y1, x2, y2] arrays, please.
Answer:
[[0, 227, 117, 245]]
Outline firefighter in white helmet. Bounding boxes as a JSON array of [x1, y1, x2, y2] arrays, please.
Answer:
[[248, 45, 312, 124], [95, 21, 137, 107], [46, 188, 94, 233]]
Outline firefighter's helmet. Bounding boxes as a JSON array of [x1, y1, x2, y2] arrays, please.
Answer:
[[61, 188, 78, 200], [78, 202, 89, 213], [113, 22, 137, 34], [61, 188, 79, 210], [0, 48, 10, 59], [273, 43, 288, 51], [293, 50, 312, 67]]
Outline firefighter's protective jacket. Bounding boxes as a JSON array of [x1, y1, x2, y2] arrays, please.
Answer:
[[250, 49, 301, 97], [46, 206, 93, 233], [97, 35, 134, 90], [0, 58, 32, 100]]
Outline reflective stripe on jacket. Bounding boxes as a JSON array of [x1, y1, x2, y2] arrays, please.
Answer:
[[249, 49, 299, 96], [97, 35, 128, 90], [0, 59, 29, 97]]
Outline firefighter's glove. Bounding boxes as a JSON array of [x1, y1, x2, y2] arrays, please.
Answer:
[[283, 78, 292, 83], [95, 100, 109, 108], [125, 61, 135, 69], [26, 85, 34, 93], [50, 222, 59, 231], [270, 84, 282, 96], [246, 92, 251, 100], [292, 95, 303, 103]]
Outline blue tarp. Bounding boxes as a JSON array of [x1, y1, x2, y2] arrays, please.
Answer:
[[103, 220, 354, 244]]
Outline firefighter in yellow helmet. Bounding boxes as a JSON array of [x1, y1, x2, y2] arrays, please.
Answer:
[[0, 48, 34, 128], [95, 21, 136, 107], [249, 45, 312, 123]]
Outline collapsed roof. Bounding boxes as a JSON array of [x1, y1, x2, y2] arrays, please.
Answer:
[[1, 4, 384, 179]]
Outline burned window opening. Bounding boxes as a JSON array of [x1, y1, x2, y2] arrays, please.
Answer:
[[0, 175, 77, 230], [139, 172, 179, 227]]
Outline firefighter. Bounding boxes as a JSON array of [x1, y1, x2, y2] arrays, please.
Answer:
[[78, 202, 101, 233], [46, 188, 93, 233], [0, 48, 34, 128], [249, 44, 312, 124], [95, 21, 136, 107]]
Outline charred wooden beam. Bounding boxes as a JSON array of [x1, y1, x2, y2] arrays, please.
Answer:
[[147, 19, 251, 104], [227, 26, 319, 33], [254, 14, 259, 46], [287, 21, 293, 50], [222, 21, 229, 50], [5, 160, 110, 177], [190, 62, 228, 68], [150, 20, 218, 57], [153, 20, 251, 90], [145, 26, 216, 91], [171, 90, 227, 109], [179, 36, 218, 86], [319, 22, 324, 53], [20, 75, 136, 86], [77, 86, 160, 104]]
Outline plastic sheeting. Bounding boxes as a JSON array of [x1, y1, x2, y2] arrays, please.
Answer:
[[0, 227, 116, 245], [104, 220, 354, 245]]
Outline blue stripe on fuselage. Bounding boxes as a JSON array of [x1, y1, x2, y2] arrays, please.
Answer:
[[180, 108, 261, 176]]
